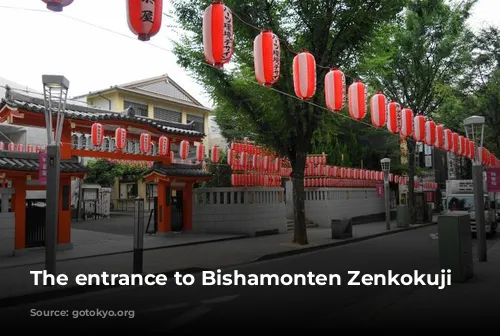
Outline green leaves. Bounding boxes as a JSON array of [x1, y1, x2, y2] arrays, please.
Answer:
[[169, 0, 406, 163], [84, 160, 149, 187]]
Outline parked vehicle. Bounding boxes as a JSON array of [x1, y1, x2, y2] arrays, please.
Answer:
[[443, 180, 497, 237]]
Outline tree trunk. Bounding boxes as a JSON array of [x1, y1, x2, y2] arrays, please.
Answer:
[[291, 150, 308, 245], [406, 138, 416, 224]]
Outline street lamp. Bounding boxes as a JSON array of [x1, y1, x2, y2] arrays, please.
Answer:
[[42, 75, 70, 275], [381, 158, 391, 231], [464, 115, 486, 262]]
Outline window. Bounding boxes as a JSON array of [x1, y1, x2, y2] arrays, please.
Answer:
[[187, 114, 204, 133], [154, 106, 181, 123], [124, 100, 148, 117]]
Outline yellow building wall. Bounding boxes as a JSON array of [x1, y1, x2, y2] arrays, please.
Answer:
[[87, 90, 211, 209]]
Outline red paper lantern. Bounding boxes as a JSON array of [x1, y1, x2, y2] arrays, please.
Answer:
[[158, 136, 170, 156], [481, 147, 487, 165], [240, 152, 247, 167], [325, 69, 346, 112], [115, 127, 127, 150], [0, 142, 4, 151], [227, 149, 236, 166], [17, 144, 24, 152], [180, 140, 190, 160], [127, 0, 163, 41], [348, 81, 367, 120], [197, 144, 205, 162], [211, 145, 219, 163], [424, 120, 436, 147], [400, 108, 413, 137], [459, 135, 467, 157], [293, 51, 316, 100], [452, 133, 459, 154], [387, 101, 401, 134], [91, 123, 104, 147], [413, 115, 425, 142], [263, 156, 270, 171], [468, 140, 475, 160], [370, 92, 387, 128], [443, 129, 452, 152], [340, 168, 346, 179], [42, 0, 73, 12], [203, 1, 233, 67], [254, 30, 280, 86], [435, 124, 444, 149], [140, 133, 151, 154]]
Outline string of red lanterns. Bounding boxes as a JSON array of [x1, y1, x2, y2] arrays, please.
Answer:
[[37, 0, 499, 167], [198, 1, 499, 165]]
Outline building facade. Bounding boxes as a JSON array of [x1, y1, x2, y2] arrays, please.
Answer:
[[73, 74, 213, 210]]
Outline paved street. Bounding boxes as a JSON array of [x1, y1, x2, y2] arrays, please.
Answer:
[[1, 226, 498, 331]]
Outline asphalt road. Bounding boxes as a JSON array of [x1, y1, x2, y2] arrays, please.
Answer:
[[1, 226, 499, 331]]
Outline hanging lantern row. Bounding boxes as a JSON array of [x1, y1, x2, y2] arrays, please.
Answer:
[[231, 174, 282, 187], [229, 151, 281, 173], [200, 2, 499, 165], [305, 179, 378, 188], [90, 123, 208, 163], [0, 142, 45, 153], [230, 140, 275, 157]]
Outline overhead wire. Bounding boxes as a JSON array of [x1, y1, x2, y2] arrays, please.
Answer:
[[0, 4, 475, 160]]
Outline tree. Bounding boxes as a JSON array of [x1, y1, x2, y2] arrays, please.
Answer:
[[359, 0, 476, 222], [84, 159, 149, 187], [170, 0, 406, 244]]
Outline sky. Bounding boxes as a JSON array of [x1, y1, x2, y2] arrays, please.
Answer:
[[0, 0, 499, 110]]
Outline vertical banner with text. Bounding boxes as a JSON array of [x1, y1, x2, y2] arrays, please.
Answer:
[[487, 167, 500, 192], [38, 150, 47, 185]]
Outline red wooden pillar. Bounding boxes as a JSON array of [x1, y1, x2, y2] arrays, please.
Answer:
[[182, 183, 193, 231], [58, 176, 71, 244], [157, 180, 171, 233], [12, 177, 26, 250], [60, 123, 72, 160]]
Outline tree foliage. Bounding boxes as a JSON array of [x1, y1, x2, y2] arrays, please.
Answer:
[[84, 159, 149, 187], [170, 0, 407, 244], [359, 0, 476, 222]]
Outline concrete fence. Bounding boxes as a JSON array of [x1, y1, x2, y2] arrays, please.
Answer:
[[285, 181, 389, 227], [192, 187, 287, 236]]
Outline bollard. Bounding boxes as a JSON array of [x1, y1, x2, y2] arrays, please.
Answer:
[[331, 218, 353, 239], [397, 205, 409, 228], [133, 197, 145, 274], [438, 213, 473, 282]]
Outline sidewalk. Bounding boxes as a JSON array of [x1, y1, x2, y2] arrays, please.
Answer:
[[0, 218, 436, 303]]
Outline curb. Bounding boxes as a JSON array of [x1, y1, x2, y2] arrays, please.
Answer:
[[255, 222, 437, 262], [0, 222, 436, 308], [0, 235, 250, 270]]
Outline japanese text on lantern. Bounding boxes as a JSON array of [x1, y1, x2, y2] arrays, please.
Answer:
[[273, 35, 280, 79], [223, 6, 232, 58], [141, 0, 155, 23]]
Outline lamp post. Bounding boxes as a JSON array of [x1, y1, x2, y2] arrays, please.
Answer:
[[381, 158, 391, 230], [464, 115, 486, 262], [42, 75, 69, 275]]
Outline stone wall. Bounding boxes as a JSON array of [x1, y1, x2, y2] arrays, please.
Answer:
[[192, 187, 287, 236]]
